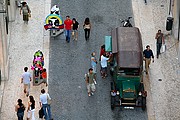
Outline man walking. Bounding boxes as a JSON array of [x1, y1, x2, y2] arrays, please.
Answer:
[[21, 67, 32, 97], [155, 30, 164, 58], [64, 16, 73, 43], [85, 68, 96, 97], [143, 45, 154, 74], [39, 89, 52, 120]]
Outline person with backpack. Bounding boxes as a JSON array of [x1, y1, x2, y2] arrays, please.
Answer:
[[85, 68, 96, 97], [20, 2, 31, 24], [15, 99, 26, 120]]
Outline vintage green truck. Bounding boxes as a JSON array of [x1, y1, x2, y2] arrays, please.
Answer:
[[105, 27, 147, 110]]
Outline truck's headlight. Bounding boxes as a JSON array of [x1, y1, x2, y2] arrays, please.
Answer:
[[117, 91, 120, 95]]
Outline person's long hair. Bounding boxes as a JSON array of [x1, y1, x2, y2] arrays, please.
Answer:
[[29, 96, 35, 105], [84, 17, 90, 25]]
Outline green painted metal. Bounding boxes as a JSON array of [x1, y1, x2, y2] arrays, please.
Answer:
[[105, 36, 112, 52], [109, 27, 144, 104]]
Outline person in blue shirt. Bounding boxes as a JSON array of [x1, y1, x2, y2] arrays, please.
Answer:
[[143, 45, 154, 74]]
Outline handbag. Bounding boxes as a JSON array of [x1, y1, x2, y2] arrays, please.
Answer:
[[161, 44, 166, 53], [47, 94, 52, 105], [28, 13, 31, 18]]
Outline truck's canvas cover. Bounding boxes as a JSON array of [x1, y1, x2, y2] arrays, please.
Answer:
[[111, 27, 143, 69]]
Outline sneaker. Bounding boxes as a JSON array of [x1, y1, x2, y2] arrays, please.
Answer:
[[88, 93, 91, 97], [26, 93, 29, 97], [91, 92, 94, 95]]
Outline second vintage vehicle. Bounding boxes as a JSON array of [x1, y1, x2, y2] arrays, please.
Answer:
[[104, 27, 147, 110]]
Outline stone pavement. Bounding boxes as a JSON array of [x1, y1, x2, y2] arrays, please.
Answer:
[[0, 0, 51, 119], [132, 0, 180, 120]]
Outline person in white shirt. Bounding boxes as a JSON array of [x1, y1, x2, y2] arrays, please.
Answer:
[[100, 53, 109, 78], [39, 89, 52, 120], [21, 67, 32, 97]]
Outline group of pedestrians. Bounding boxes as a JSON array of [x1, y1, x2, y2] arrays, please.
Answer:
[[143, 29, 164, 74], [15, 66, 53, 120], [64, 16, 91, 42], [85, 45, 112, 96]]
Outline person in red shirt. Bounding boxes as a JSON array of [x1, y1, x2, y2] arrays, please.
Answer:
[[64, 16, 73, 43]]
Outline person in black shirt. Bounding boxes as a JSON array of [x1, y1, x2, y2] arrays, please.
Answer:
[[143, 45, 154, 74], [71, 18, 79, 41], [15, 99, 25, 120]]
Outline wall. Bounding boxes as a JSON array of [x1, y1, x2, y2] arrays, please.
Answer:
[[0, 0, 9, 81], [172, 0, 180, 40]]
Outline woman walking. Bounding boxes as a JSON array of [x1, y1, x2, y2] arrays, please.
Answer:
[[20, 2, 31, 24], [91, 52, 97, 74], [27, 96, 35, 120], [15, 99, 26, 120], [83, 18, 91, 40], [72, 18, 79, 41]]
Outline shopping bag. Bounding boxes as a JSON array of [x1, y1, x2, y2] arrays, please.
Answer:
[[161, 44, 166, 53]]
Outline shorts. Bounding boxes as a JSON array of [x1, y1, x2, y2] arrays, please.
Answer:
[[72, 30, 78, 35], [87, 83, 96, 93]]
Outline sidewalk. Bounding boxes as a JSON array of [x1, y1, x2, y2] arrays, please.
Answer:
[[0, 0, 51, 119], [132, 0, 180, 120]]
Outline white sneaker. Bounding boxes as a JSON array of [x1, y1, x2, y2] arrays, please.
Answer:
[[91, 92, 94, 95]]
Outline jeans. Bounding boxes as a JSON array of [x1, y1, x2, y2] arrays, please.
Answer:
[[17, 112, 24, 120], [84, 29, 90, 40], [156, 43, 162, 56], [42, 104, 52, 120], [65, 30, 71, 42]]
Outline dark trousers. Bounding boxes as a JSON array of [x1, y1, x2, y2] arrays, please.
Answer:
[[84, 29, 90, 40], [156, 43, 162, 56], [17, 112, 24, 120]]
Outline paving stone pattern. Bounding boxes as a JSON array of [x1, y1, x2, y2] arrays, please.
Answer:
[[132, 0, 180, 120], [0, 0, 51, 119]]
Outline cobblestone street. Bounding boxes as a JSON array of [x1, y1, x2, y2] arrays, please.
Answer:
[[48, 0, 148, 120]]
